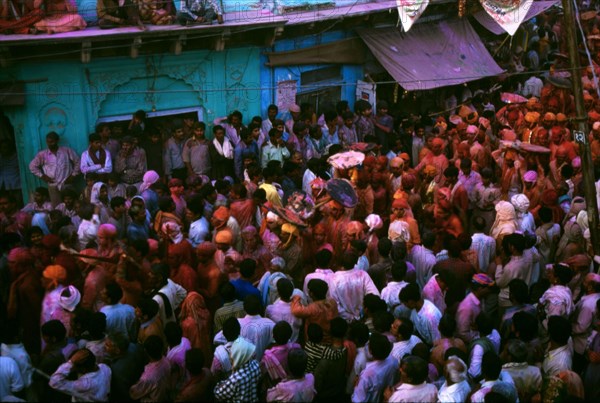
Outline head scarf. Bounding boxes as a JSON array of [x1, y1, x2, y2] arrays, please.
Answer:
[[213, 206, 230, 224], [466, 125, 478, 135], [162, 222, 184, 244], [432, 138, 444, 148], [570, 197, 586, 218], [139, 170, 160, 193], [346, 221, 364, 236], [489, 201, 517, 240], [376, 156, 388, 167], [388, 220, 411, 243], [423, 165, 437, 177], [90, 182, 108, 205], [43, 265, 67, 288], [179, 291, 210, 325], [215, 229, 234, 245], [168, 241, 194, 267], [42, 234, 62, 254], [541, 189, 558, 206], [266, 211, 279, 223], [196, 241, 217, 258], [365, 214, 383, 233], [392, 198, 409, 210], [97, 223, 117, 238], [271, 257, 286, 269], [59, 285, 81, 312], [231, 337, 256, 370], [401, 173, 416, 189], [523, 170, 538, 183], [577, 210, 590, 240], [389, 157, 404, 169], [7, 247, 34, 270], [572, 157, 581, 168], [363, 155, 377, 168], [511, 194, 530, 214]]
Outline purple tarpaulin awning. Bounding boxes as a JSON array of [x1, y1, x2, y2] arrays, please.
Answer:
[[473, 0, 559, 35], [357, 19, 504, 91]]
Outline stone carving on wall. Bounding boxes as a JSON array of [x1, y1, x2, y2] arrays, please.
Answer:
[[226, 64, 250, 113], [39, 103, 69, 139], [88, 59, 208, 121]]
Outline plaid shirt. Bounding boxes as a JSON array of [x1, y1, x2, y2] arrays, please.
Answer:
[[214, 359, 260, 403]]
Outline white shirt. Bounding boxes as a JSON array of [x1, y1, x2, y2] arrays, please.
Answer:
[[77, 214, 100, 250], [437, 380, 471, 403], [572, 293, 600, 354], [49, 361, 111, 402], [391, 335, 422, 363], [471, 233, 496, 274], [388, 382, 438, 403], [543, 344, 573, 377], [303, 268, 334, 302], [1, 344, 32, 388], [0, 356, 24, 400], [346, 346, 368, 394], [238, 314, 275, 360], [409, 245, 436, 289], [381, 281, 408, 310], [265, 299, 302, 343], [153, 279, 188, 325], [80, 149, 113, 175], [188, 216, 210, 248], [422, 275, 446, 314], [410, 299, 442, 345], [522, 76, 543, 97], [330, 267, 380, 321]]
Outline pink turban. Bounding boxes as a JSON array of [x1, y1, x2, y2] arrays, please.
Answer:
[[365, 214, 383, 232], [523, 170, 538, 183], [466, 125, 478, 135], [97, 223, 117, 238], [572, 157, 581, 168]]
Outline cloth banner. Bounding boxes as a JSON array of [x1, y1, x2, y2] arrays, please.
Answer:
[[356, 80, 376, 105], [478, 0, 535, 36], [276, 80, 298, 113], [396, 0, 429, 32], [357, 19, 504, 91]]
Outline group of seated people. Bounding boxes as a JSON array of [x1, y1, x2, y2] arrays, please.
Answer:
[[0, 0, 223, 35]]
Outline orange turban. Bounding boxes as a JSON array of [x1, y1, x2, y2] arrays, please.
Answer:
[[215, 230, 233, 245], [43, 265, 67, 288], [213, 206, 230, 223]]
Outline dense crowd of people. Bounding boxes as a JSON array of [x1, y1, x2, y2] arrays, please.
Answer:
[[4, 5, 600, 403]]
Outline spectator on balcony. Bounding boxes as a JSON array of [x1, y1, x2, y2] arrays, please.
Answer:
[[97, 0, 143, 29], [176, 0, 223, 25]]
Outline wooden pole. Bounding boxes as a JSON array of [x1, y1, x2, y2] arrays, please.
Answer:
[[561, 0, 600, 257]]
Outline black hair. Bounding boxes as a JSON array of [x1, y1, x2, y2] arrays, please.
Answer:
[[307, 279, 328, 300], [107, 332, 129, 353], [481, 352, 502, 380], [508, 279, 529, 304], [110, 196, 126, 210], [164, 321, 183, 348], [475, 313, 494, 336], [104, 282, 123, 305], [444, 166, 459, 178], [396, 318, 414, 341], [239, 258, 257, 279], [553, 264, 574, 285], [223, 317, 241, 342], [438, 315, 457, 338], [401, 355, 429, 384], [548, 315, 571, 345], [369, 332, 392, 360], [307, 323, 323, 343], [377, 237, 393, 257], [276, 278, 294, 302], [243, 294, 262, 316], [373, 311, 394, 333], [87, 312, 107, 339], [144, 335, 164, 360], [391, 261, 408, 282], [512, 311, 538, 341], [137, 298, 159, 320], [185, 348, 205, 375], [315, 249, 333, 267], [41, 319, 66, 341], [399, 283, 421, 304], [273, 321, 293, 345], [342, 252, 359, 270], [348, 322, 370, 347], [219, 282, 236, 302], [330, 317, 348, 339], [287, 348, 308, 378]]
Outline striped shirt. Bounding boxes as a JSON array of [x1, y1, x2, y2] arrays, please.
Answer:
[[214, 300, 246, 333]]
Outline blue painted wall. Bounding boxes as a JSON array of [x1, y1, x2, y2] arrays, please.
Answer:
[[260, 30, 363, 118], [1, 46, 261, 197]]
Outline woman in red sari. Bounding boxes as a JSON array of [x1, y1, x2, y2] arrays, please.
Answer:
[[179, 292, 212, 363]]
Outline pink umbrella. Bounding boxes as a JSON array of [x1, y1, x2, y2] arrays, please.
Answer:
[[327, 151, 365, 170]]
